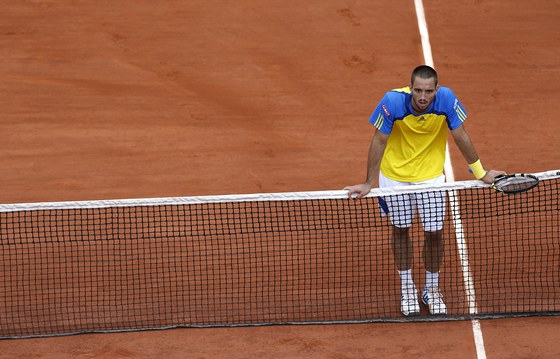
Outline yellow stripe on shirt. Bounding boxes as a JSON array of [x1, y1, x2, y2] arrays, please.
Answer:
[[456, 106, 467, 122], [374, 113, 384, 129]]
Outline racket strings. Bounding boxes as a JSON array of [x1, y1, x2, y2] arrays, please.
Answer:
[[493, 174, 540, 194]]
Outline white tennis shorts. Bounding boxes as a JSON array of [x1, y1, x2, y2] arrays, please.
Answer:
[[378, 172, 446, 232]]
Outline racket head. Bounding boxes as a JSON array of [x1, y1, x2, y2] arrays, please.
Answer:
[[491, 173, 540, 194]]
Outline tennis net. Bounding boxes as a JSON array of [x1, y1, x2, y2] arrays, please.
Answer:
[[1, 170, 559, 338]]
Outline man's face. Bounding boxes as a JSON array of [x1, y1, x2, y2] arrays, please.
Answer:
[[410, 76, 437, 113]]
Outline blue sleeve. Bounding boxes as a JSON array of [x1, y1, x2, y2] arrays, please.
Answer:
[[439, 87, 467, 130], [368, 93, 394, 134]]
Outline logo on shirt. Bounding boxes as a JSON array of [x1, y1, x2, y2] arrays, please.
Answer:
[[418, 116, 426, 122], [382, 104, 391, 117]]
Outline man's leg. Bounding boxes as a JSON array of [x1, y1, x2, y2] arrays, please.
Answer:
[[414, 179, 448, 315], [393, 226, 419, 316], [393, 226, 413, 271], [421, 228, 447, 315], [423, 229, 444, 275], [379, 173, 419, 316]]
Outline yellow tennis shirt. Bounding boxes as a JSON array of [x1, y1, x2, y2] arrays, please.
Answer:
[[369, 86, 466, 182]]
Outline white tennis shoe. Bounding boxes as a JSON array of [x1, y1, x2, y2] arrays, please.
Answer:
[[401, 285, 420, 316], [422, 286, 447, 315]]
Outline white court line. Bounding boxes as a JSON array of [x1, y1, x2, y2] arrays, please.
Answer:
[[413, 1, 487, 358]]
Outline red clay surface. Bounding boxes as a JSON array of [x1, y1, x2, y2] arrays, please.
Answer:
[[1, 0, 559, 358]]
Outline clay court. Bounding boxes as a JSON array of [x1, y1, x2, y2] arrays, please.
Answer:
[[1, 0, 559, 358]]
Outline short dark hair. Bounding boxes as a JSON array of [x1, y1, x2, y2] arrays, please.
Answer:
[[411, 65, 438, 86]]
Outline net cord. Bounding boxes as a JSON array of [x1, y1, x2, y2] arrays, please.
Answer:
[[1, 170, 558, 212]]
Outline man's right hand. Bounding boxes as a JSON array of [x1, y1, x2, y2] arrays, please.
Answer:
[[343, 183, 373, 199]]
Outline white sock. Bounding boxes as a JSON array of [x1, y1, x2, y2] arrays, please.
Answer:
[[398, 269, 414, 291], [426, 270, 439, 288]]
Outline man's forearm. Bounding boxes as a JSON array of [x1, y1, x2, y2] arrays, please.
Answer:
[[451, 125, 479, 164], [365, 133, 388, 186]]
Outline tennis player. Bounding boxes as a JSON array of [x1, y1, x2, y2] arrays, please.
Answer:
[[345, 65, 505, 316]]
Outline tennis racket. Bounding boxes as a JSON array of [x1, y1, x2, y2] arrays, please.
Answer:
[[491, 173, 539, 194]]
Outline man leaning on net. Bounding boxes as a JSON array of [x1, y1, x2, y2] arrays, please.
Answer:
[[344, 65, 505, 316]]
